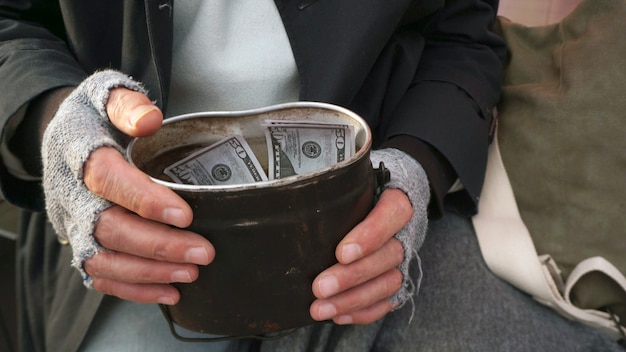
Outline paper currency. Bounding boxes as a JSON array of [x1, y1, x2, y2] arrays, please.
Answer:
[[264, 120, 355, 179], [164, 135, 268, 185]]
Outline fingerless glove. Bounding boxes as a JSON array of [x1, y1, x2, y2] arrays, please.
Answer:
[[370, 148, 430, 310], [42, 70, 147, 287]]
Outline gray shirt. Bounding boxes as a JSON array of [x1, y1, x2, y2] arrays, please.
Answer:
[[167, 0, 300, 117]]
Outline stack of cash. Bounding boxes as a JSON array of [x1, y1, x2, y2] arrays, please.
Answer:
[[164, 120, 355, 186]]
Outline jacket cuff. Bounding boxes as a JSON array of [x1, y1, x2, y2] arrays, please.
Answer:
[[381, 135, 456, 219]]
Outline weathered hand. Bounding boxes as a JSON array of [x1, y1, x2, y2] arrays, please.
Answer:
[[310, 188, 413, 325], [82, 88, 215, 305]]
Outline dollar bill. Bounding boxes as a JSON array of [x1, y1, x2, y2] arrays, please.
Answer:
[[164, 135, 268, 185], [263, 120, 355, 180]]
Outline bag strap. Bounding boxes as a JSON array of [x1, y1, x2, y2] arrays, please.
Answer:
[[472, 131, 626, 341], [565, 257, 626, 323]]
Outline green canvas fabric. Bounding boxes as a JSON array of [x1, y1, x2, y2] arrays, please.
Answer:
[[496, 0, 625, 287]]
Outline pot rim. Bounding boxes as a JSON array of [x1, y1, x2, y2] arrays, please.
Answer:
[[127, 101, 373, 192]]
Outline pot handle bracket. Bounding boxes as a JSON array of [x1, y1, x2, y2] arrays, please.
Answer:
[[373, 161, 391, 201]]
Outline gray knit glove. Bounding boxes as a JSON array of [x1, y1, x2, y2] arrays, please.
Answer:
[[42, 70, 147, 287], [370, 148, 430, 310]]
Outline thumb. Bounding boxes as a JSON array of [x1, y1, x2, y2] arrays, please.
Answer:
[[106, 87, 163, 137]]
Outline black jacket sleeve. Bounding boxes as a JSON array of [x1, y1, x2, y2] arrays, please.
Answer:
[[381, 0, 506, 216], [0, 1, 86, 210]]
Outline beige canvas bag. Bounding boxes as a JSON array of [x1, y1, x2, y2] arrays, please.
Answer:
[[473, 0, 626, 341]]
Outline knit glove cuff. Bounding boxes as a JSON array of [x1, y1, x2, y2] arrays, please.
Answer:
[[42, 70, 147, 287], [370, 148, 430, 309]]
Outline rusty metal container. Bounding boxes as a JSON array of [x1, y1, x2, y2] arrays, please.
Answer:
[[127, 102, 384, 339]]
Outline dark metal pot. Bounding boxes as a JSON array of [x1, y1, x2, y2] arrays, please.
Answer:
[[127, 102, 386, 340]]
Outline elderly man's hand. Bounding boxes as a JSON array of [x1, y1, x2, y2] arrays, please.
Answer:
[[82, 88, 215, 305], [310, 188, 413, 325]]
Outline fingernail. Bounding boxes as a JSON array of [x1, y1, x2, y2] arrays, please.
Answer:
[[341, 243, 362, 263], [158, 296, 175, 305], [185, 247, 209, 265], [129, 105, 158, 128], [317, 276, 339, 298], [335, 315, 353, 325], [170, 270, 192, 283], [163, 208, 187, 228], [317, 302, 337, 320]]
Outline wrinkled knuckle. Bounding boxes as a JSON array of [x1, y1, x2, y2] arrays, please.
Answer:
[[387, 238, 405, 263], [345, 266, 367, 285], [108, 89, 133, 121], [84, 161, 114, 197], [88, 252, 114, 278], [388, 269, 403, 294], [94, 212, 122, 249], [94, 211, 112, 240], [134, 196, 159, 218], [136, 266, 158, 283], [150, 241, 171, 261]]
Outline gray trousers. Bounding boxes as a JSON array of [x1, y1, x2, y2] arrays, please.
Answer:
[[80, 212, 623, 351]]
